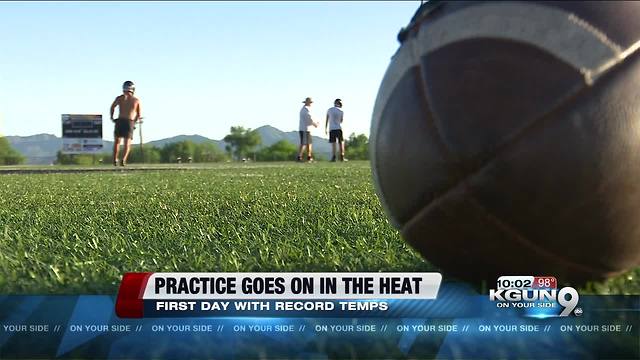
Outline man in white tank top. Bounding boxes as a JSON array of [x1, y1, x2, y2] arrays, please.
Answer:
[[325, 99, 347, 161]]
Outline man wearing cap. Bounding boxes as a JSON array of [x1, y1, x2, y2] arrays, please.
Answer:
[[325, 98, 347, 162], [298, 97, 318, 162], [110, 81, 142, 166]]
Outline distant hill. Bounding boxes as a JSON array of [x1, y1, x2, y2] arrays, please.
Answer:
[[5, 126, 333, 164], [254, 125, 331, 157], [5, 134, 114, 165], [147, 134, 224, 149]]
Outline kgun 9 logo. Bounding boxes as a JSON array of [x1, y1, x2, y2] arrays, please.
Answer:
[[489, 286, 580, 317]]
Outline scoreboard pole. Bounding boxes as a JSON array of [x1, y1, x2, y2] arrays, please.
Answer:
[[138, 118, 144, 163]]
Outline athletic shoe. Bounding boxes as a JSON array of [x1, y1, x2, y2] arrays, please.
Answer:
[[296, 156, 303, 162], [341, 155, 348, 162], [330, 156, 336, 162], [307, 157, 314, 163], [113, 160, 118, 167]]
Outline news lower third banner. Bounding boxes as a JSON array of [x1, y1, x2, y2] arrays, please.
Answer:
[[116, 272, 442, 318], [0, 272, 638, 359]]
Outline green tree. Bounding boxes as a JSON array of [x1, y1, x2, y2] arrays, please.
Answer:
[[55, 151, 109, 165], [160, 140, 197, 163], [127, 145, 162, 164], [223, 126, 261, 160], [256, 140, 298, 161], [345, 133, 369, 160], [0, 137, 25, 165], [194, 142, 227, 162], [157, 141, 227, 163]]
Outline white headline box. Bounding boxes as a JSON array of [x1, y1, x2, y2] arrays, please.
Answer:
[[142, 272, 442, 300]]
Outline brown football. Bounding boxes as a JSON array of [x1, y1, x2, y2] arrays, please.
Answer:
[[371, 1, 640, 284]]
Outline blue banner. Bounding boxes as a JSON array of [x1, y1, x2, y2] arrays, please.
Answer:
[[0, 284, 637, 359]]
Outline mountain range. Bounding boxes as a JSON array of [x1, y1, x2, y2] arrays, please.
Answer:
[[5, 125, 333, 164]]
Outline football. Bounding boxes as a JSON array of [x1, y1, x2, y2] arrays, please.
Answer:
[[371, 1, 640, 284]]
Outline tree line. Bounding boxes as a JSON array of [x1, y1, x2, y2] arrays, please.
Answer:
[[0, 137, 26, 165], [223, 126, 369, 161], [55, 141, 228, 165], [2, 127, 370, 165]]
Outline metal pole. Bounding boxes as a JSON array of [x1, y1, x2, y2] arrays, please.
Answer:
[[138, 117, 144, 162]]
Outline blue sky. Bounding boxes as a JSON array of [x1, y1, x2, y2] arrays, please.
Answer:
[[0, 1, 420, 141]]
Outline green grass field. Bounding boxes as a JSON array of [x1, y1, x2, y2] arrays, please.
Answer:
[[0, 161, 638, 294]]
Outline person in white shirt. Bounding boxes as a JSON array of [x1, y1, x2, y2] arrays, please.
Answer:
[[298, 97, 319, 162], [325, 98, 347, 162]]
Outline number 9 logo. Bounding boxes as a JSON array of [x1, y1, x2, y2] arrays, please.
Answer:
[[558, 287, 579, 317]]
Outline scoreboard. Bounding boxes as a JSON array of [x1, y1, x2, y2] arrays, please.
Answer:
[[61, 114, 103, 154]]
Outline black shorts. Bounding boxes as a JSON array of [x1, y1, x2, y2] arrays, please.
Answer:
[[299, 131, 312, 145], [114, 118, 134, 139], [329, 129, 343, 143]]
